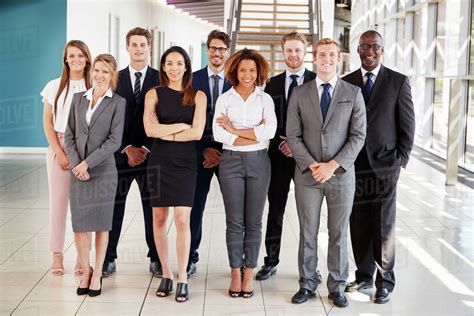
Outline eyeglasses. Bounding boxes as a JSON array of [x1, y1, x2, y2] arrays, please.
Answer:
[[359, 43, 382, 51], [208, 46, 228, 53]]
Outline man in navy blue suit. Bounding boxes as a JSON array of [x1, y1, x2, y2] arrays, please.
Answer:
[[187, 30, 232, 276], [103, 27, 161, 277]]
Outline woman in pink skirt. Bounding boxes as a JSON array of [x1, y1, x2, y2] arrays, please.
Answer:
[[41, 40, 92, 276]]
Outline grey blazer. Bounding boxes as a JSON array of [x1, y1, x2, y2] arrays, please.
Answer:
[[286, 78, 366, 186], [65, 91, 126, 169]]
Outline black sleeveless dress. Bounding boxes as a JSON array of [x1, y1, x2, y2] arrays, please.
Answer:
[[147, 86, 197, 207]]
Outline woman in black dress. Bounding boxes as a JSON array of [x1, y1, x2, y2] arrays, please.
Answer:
[[144, 46, 206, 303]]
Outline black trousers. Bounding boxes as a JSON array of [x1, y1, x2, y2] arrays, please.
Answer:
[[189, 154, 219, 264], [263, 149, 295, 266], [350, 151, 399, 292], [105, 161, 159, 263]]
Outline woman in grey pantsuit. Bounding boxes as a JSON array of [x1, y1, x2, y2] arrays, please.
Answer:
[[213, 49, 277, 298], [65, 54, 125, 297]]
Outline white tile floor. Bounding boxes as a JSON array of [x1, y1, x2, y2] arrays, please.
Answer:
[[0, 152, 473, 315]]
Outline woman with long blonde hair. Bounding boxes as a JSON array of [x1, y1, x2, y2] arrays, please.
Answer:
[[41, 40, 92, 276]]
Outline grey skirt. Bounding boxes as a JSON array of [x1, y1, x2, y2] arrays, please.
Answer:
[[70, 162, 117, 232]]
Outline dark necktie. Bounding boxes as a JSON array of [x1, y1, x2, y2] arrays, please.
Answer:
[[134, 72, 142, 103], [211, 74, 220, 110], [364, 72, 374, 99], [287, 74, 299, 103], [320, 83, 331, 121]]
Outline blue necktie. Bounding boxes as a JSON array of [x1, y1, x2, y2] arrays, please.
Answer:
[[134, 72, 142, 103], [320, 83, 331, 121], [211, 74, 220, 110], [364, 72, 374, 99], [287, 74, 299, 103]]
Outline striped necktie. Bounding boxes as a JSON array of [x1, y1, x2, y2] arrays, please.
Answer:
[[134, 72, 142, 103]]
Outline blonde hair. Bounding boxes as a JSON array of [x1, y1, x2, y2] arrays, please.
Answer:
[[281, 31, 308, 49], [92, 54, 118, 91], [313, 38, 341, 57]]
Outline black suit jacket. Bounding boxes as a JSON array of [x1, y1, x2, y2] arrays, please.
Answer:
[[192, 66, 232, 155], [264, 69, 316, 153], [114, 66, 160, 165], [342, 65, 415, 177]]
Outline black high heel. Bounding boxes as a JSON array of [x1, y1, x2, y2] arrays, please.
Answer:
[[228, 288, 241, 298], [77, 267, 93, 296], [175, 282, 189, 303], [88, 277, 102, 297], [156, 278, 173, 297]]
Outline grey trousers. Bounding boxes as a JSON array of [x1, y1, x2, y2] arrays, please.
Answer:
[[295, 182, 355, 293], [219, 149, 271, 269]]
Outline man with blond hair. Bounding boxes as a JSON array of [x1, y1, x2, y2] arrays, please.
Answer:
[[286, 38, 366, 307], [257, 32, 321, 282]]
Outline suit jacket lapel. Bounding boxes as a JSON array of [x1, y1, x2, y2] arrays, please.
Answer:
[[89, 96, 112, 129], [323, 78, 343, 128], [79, 95, 89, 132], [308, 80, 323, 125], [133, 67, 154, 117], [302, 69, 313, 83], [199, 68, 211, 102], [367, 65, 388, 106]]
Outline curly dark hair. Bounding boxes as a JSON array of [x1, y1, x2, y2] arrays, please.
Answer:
[[225, 48, 270, 86]]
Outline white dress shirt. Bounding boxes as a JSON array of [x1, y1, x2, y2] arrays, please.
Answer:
[[129, 65, 148, 91], [213, 86, 277, 152], [284, 67, 306, 100], [361, 63, 381, 85], [40, 78, 87, 133], [84, 87, 113, 125], [315, 75, 338, 101]]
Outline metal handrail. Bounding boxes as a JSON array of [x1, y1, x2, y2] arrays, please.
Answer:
[[230, 0, 243, 53]]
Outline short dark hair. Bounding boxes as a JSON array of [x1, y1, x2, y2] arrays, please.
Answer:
[[359, 30, 383, 44], [126, 27, 152, 46], [206, 30, 231, 48], [225, 48, 270, 86]]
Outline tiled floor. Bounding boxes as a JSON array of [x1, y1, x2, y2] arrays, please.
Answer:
[[0, 152, 473, 315]]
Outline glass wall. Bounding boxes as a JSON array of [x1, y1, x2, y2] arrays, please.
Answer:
[[466, 82, 474, 167], [435, 1, 446, 73], [432, 79, 448, 156]]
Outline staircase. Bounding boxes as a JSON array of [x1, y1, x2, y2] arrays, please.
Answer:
[[227, 0, 320, 76]]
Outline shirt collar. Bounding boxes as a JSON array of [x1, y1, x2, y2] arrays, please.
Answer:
[[229, 85, 264, 97], [83, 87, 113, 100], [207, 66, 225, 80], [285, 67, 306, 80], [129, 65, 148, 77], [361, 63, 381, 78], [315, 75, 338, 89]]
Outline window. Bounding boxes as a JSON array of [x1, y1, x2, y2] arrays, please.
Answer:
[[431, 78, 448, 157], [465, 81, 474, 168], [435, 2, 446, 73], [470, 0, 474, 75]]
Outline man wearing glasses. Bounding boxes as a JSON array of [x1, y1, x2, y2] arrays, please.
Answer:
[[188, 30, 232, 277], [342, 30, 415, 304]]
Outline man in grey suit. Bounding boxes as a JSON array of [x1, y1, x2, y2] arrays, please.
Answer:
[[286, 38, 366, 308]]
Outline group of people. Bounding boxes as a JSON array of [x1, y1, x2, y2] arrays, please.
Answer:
[[42, 26, 415, 308]]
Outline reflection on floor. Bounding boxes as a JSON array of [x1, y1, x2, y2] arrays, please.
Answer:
[[0, 152, 473, 315]]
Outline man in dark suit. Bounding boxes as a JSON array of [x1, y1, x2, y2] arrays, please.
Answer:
[[188, 30, 232, 276], [256, 32, 321, 282], [102, 27, 161, 277], [342, 30, 415, 304]]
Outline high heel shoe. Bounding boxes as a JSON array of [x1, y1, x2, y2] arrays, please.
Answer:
[[77, 267, 93, 295], [88, 277, 102, 297], [52, 253, 64, 276], [228, 288, 241, 298], [175, 282, 189, 303], [156, 278, 173, 297]]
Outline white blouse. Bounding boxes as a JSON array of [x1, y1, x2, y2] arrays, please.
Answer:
[[213, 86, 277, 152], [83, 87, 113, 126], [40, 78, 87, 133]]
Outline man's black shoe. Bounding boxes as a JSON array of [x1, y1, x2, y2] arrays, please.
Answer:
[[315, 270, 322, 284], [149, 261, 162, 278], [186, 262, 197, 278], [291, 288, 316, 304], [102, 260, 116, 277], [345, 280, 374, 292], [255, 264, 277, 281], [374, 287, 391, 304], [328, 292, 348, 308]]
